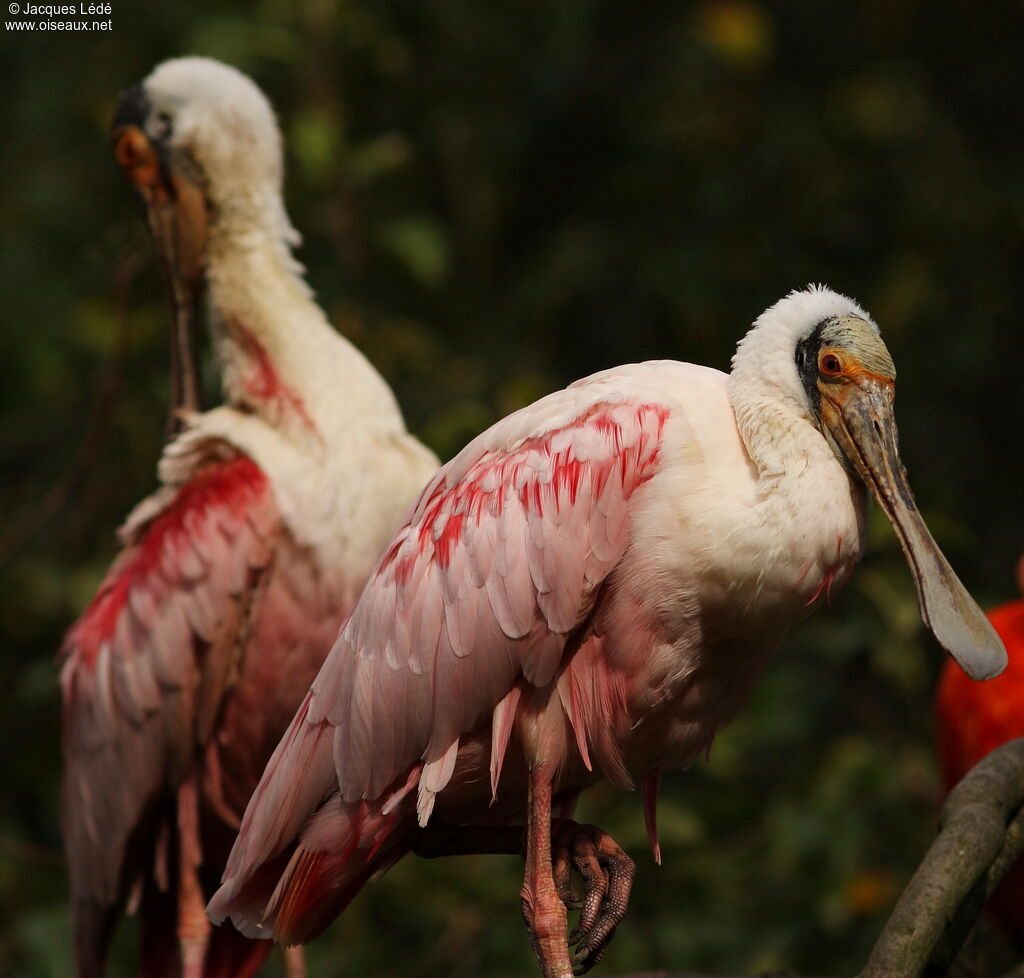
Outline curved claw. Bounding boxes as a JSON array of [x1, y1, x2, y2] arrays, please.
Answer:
[[550, 822, 636, 975]]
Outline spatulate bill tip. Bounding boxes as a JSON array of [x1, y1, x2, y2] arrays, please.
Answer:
[[949, 645, 1007, 682], [929, 611, 1007, 681]]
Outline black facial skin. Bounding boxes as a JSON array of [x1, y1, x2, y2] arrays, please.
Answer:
[[794, 318, 831, 420], [112, 84, 149, 129]]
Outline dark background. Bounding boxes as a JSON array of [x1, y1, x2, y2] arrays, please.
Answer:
[[1, 1, 1022, 975]]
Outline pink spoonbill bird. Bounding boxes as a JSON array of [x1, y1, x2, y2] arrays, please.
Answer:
[[60, 57, 438, 978], [209, 286, 1006, 977]]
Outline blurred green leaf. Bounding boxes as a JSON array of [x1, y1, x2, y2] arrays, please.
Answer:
[[374, 215, 450, 287]]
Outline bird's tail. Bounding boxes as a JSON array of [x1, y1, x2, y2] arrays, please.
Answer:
[[207, 691, 411, 944], [209, 790, 409, 945], [271, 794, 410, 944]]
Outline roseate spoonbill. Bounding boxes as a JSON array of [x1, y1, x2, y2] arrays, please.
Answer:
[[209, 286, 1006, 978], [60, 57, 438, 978], [936, 556, 1024, 935]]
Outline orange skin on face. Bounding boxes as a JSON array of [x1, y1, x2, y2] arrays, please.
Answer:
[[936, 595, 1024, 933], [113, 124, 172, 205], [112, 124, 207, 283], [818, 347, 894, 392]]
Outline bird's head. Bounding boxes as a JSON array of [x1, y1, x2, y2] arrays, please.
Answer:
[[112, 56, 292, 236], [735, 285, 1006, 682], [111, 57, 298, 430]]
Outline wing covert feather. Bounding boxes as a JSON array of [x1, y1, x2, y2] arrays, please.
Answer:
[[60, 453, 280, 907], [306, 398, 670, 806]]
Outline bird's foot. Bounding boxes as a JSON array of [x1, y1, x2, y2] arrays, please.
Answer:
[[551, 821, 635, 974], [410, 814, 635, 975]]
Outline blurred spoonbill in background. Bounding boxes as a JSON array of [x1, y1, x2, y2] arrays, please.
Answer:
[[209, 285, 1005, 978], [60, 57, 438, 978]]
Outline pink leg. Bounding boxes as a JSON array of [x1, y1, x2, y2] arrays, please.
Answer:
[[177, 776, 211, 978], [283, 945, 306, 978], [521, 764, 574, 978], [411, 818, 633, 974]]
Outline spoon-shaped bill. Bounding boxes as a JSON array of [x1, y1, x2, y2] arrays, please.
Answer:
[[824, 379, 1006, 681]]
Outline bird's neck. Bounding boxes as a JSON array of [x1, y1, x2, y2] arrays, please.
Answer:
[[732, 394, 818, 486], [202, 223, 405, 447], [726, 356, 834, 486], [725, 377, 867, 618], [727, 376, 861, 527]]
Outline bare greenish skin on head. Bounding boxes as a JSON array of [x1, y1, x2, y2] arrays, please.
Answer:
[[820, 315, 895, 380]]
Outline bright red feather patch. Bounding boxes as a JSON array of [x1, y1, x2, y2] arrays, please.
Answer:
[[935, 598, 1024, 933], [64, 455, 268, 670], [384, 401, 668, 576]]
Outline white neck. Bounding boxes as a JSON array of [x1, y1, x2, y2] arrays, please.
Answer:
[[725, 285, 872, 496], [731, 395, 814, 486], [202, 219, 407, 449], [726, 347, 866, 584], [721, 369, 866, 631], [727, 360, 834, 494]]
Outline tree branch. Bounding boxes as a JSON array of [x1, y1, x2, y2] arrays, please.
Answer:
[[607, 739, 1024, 978], [864, 738, 1024, 978]]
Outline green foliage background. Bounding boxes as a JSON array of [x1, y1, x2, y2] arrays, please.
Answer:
[[2, 1, 1022, 975]]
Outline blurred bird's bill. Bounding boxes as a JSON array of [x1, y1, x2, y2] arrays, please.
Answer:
[[112, 104, 207, 433]]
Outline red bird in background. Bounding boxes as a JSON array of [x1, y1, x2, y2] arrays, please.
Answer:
[[936, 556, 1024, 934]]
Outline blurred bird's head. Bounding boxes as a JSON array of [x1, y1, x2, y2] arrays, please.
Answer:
[[113, 56, 296, 240], [111, 57, 300, 428]]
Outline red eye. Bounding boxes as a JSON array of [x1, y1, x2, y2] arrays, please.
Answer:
[[820, 353, 843, 376]]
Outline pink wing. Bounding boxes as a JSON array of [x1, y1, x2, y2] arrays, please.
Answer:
[[214, 397, 670, 932], [60, 452, 280, 961]]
